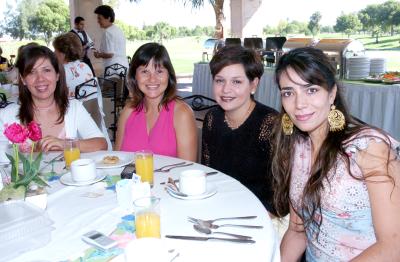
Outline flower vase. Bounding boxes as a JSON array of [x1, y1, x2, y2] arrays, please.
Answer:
[[0, 182, 26, 202]]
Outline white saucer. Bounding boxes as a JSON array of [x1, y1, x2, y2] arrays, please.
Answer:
[[60, 170, 106, 186], [166, 185, 217, 200]]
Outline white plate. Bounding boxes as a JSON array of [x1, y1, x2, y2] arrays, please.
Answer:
[[85, 151, 133, 169], [60, 170, 106, 186], [166, 185, 217, 200]]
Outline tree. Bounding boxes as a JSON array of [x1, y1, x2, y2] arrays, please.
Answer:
[[31, 0, 69, 45], [130, 0, 225, 39], [308, 11, 322, 37], [381, 0, 400, 36], [1, 0, 39, 40], [358, 5, 384, 43], [334, 12, 361, 37]]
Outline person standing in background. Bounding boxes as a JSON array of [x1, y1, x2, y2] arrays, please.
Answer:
[[93, 5, 129, 72], [70, 17, 96, 76]]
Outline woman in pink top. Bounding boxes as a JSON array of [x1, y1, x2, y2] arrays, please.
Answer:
[[115, 43, 197, 161]]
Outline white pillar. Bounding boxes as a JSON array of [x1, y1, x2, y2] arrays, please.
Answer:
[[230, 0, 264, 38], [69, 0, 103, 76]]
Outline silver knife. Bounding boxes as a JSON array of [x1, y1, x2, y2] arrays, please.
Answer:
[[160, 171, 219, 185], [165, 235, 255, 244]]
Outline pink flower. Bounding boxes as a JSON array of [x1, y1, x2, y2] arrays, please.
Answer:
[[27, 121, 42, 142], [3, 123, 29, 144]]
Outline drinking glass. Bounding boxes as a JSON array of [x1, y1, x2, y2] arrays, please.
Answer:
[[64, 138, 80, 169], [134, 196, 161, 238], [135, 150, 154, 186]]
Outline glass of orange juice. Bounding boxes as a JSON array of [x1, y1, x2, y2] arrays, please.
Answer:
[[134, 196, 161, 238], [135, 150, 154, 186], [64, 138, 80, 169]]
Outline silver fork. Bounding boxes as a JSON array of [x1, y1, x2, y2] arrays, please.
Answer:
[[188, 216, 263, 229], [154, 162, 193, 172]]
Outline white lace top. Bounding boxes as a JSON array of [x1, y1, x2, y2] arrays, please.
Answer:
[[289, 128, 400, 261]]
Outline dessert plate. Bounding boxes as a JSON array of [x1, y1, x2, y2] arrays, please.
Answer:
[[85, 151, 133, 169]]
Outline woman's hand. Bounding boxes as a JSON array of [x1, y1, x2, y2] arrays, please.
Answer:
[[38, 136, 64, 152]]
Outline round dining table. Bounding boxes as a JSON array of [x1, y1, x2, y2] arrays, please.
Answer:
[[9, 151, 280, 262]]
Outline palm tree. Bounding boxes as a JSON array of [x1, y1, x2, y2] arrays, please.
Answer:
[[130, 0, 225, 39]]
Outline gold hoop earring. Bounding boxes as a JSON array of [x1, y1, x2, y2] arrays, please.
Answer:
[[328, 105, 345, 132], [282, 113, 293, 135]]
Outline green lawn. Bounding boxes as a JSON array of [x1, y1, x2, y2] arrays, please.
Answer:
[[1, 35, 399, 75]]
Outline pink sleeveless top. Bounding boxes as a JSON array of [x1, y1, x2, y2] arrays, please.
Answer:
[[120, 100, 177, 157]]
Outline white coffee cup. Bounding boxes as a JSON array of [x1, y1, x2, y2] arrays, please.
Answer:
[[179, 169, 207, 196], [70, 158, 96, 182]]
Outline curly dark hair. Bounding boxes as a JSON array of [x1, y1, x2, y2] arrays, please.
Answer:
[[53, 33, 83, 62], [16, 45, 68, 125]]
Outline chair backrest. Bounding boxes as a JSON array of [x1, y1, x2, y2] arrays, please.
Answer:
[[97, 77, 118, 143], [182, 95, 218, 122], [225, 38, 242, 47], [103, 63, 128, 102], [74, 78, 98, 100], [75, 77, 112, 150], [265, 37, 287, 51], [244, 38, 263, 50], [0, 93, 12, 108]]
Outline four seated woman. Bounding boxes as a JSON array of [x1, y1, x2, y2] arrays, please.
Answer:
[[115, 43, 197, 161], [201, 45, 279, 216], [0, 45, 107, 152]]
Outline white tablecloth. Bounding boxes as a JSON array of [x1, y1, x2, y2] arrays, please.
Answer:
[[193, 63, 400, 140], [10, 152, 280, 262]]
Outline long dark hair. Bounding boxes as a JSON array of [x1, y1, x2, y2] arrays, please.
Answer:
[[16, 45, 68, 125], [271, 47, 372, 229], [127, 42, 177, 111]]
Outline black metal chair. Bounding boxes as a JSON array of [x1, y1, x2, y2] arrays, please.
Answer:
[[74, 78, 98, 100], [182, 95, 218, 121], [104, 63, 129, 115], [0, 93, 12, 108], [244, 37, 263, 50], [225, 38, 242, 47], [97, 77, 118, 143], [74, 77, 112, 149]]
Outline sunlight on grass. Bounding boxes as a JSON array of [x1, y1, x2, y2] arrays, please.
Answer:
[[1, 35, 399, 74]]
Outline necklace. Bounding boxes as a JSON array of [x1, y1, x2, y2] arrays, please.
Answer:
[[34, 100, 55, 111], [224, 101, 254, 130]]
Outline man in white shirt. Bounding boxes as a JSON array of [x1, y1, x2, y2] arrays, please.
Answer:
[[93, 5, 129, 72], [70, 16, 96, 76]]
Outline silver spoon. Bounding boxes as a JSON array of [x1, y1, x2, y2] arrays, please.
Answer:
[[193, 224, 252, 240]]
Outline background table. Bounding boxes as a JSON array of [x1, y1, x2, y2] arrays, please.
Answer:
[[10, 152, 279, 262], [193, 63, 400, 140]]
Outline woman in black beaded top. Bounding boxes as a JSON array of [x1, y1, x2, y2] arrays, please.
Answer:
[[201, 45, 278, 216]]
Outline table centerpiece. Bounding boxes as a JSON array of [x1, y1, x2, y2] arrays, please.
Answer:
[[0, 121, 48, 202]]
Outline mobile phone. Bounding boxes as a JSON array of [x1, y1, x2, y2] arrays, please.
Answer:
[[121, 163, 136, 179], [82, 230, 118, 251]]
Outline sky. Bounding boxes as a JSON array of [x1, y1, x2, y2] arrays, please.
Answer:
[[0, 0, 391, 28]]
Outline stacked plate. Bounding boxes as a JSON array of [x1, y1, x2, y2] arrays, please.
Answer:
[[369, 58, 386, 75], [346, 56, 370, 80]]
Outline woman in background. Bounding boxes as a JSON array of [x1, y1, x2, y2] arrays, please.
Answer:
[[115, 43, 197, 161], [0, 45, 106, 152], [201, 45, 278, 215], [272, 47, 400, 261], [53, 32, 94, 95]]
